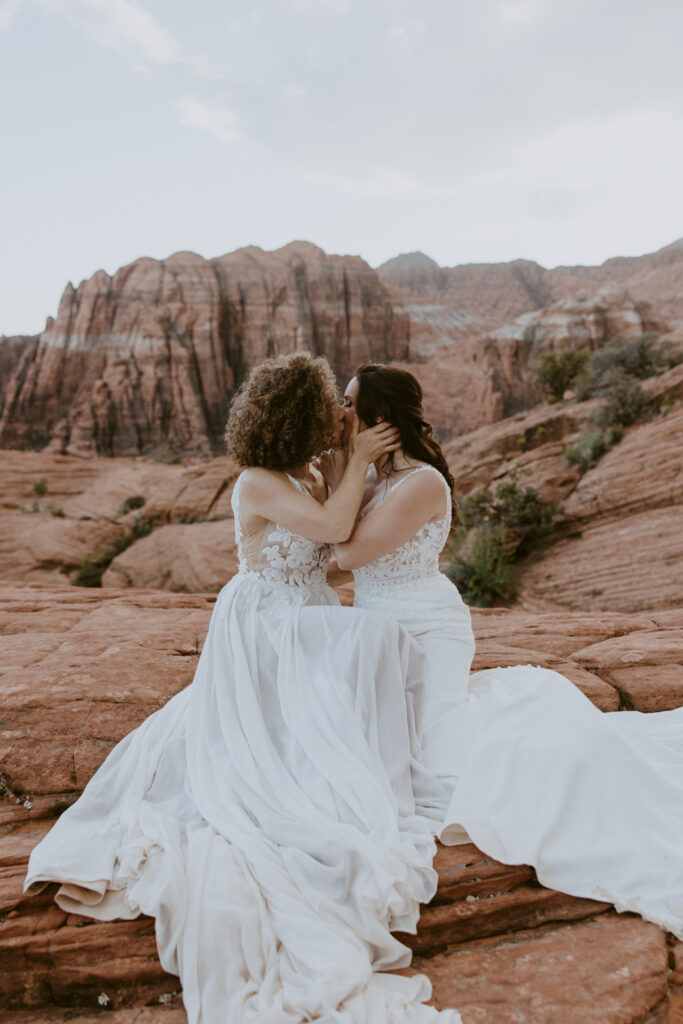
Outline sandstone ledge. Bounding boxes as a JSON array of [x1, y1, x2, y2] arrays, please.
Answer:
[[1, 582, 682, 1021]]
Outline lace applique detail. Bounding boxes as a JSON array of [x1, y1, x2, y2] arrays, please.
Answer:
[[231, 474, 246, 566], [260, 525, 330, 590], [353, 466, 451, 594], [232, 471, 331, 594]]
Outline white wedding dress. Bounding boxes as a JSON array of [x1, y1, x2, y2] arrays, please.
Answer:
[[354, 464, 683, 936], [24, 465, 683, 1023], [25, 471, 462, 1024]]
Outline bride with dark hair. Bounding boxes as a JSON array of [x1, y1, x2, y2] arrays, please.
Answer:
[[335, 362, 683, 931]]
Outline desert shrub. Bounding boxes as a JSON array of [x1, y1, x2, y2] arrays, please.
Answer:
[[72, 533, 132, 587], [33, 477, 48, 496], [132, 515, 153, 539], [73, 555, 101, 587], [590, 333, 665, 382], [533, 349, 590, 402], [48, 505, 65, 517], [591, 373, 645, 428], [119, 495, 146, 515], [564, 431, 607, 473], [458, 476, 563, 556], [572, 333, 678, 424], [564, 426, 623, 473], [446, 524, 512, 608], [445, 477, 564, 606]]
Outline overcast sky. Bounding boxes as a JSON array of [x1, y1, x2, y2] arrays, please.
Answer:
[[1, 0, 683, 335]]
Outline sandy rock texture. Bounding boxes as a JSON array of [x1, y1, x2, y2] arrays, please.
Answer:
[[0, 242, 408, 458], [0, 450, 240, 590], [442, 363, 683, 614], [2, 582, 682, 1021], [394, 288, 667, 439], [3, 238, 682, 456], [378, 236, 683, 333], [0, 360, 681, 608]]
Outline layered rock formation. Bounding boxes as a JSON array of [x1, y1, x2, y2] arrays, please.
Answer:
[[2, 237, 682, 455], [395, 288, 667, 438], [0, 243, 408, 458], [444, 363, 683, 615], [378, 236, 683, 331], [2, 581, 683, 1021], [1, 360, 681, 612], [0, 449, 240, 590]]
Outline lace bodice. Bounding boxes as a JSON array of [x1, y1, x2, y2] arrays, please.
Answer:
[[231, 472, 331, 593], [353, 465, 451, 595]]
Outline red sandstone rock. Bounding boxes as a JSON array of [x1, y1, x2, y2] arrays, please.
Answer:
[[1, 583, 682, 1021], [413, 914, 670, 1023], [0, 450, 240, 591], [378, 237, 683, 333], [0, 243, 408, 458], [102, 520, 238, 591], [403, 289, 667, 438]]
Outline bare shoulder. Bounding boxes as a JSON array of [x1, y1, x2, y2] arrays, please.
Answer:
[[240, 467, 289, 500], [389, 467, 448, 511]]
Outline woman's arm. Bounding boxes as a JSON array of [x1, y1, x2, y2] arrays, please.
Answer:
[[334, 471, 447, 570], [326, 556, 354, 588], [240, 422, 398, 544]]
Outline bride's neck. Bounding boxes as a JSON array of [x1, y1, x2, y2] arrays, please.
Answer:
[[373, 449, 412, 479]]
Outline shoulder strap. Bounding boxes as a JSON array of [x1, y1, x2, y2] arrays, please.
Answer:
[[285, 473, 308, 495], [386, 464, 451, 516]]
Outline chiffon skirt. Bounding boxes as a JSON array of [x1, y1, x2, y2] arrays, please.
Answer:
[[356, 573, 683, 938], [25, 574, 462, 1024]]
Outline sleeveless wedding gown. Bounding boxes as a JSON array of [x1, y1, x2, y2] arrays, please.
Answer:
[[354, 464, 683, 936], [24, 471, 462, 1024]]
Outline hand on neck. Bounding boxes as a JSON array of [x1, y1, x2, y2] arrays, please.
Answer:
[[373, 449, 410, 478]]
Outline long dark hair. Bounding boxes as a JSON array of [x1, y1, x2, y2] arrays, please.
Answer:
[[354, 364, 456, 528]]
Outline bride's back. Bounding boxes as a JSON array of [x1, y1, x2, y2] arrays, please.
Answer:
[[232, 471, 332, 594]]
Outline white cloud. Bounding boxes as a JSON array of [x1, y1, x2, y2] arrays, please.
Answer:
[[176, 97, 240, 144], [38, 0, 182, 64]]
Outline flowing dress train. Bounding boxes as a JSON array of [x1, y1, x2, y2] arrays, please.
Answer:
[[353, 464, 683, 937], [25, 471, 462, 1024]]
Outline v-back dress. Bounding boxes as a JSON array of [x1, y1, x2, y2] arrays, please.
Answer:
[[25, 471, 462, 1024], [353, 463, 683, 937]]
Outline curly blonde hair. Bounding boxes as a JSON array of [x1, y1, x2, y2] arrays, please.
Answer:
[[225, 352, 339, 470]]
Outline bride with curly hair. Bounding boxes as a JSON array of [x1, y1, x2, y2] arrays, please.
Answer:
[[25, 352, 462, 1024]]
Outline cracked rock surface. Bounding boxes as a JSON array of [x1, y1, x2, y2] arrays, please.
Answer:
[[2, 582, 682, 1021]]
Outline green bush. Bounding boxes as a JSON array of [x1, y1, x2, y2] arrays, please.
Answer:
[[72, 532, 132, 587], [445, 477, 564, 606], [72, 555, 102, 588], [591, 372, 645, 428], [458, 476, 562, 556], [33, 477, 48, 497], [119, 495, 146, 515], [590, 333, 665, 382], [533, 349, 590, 402], [446, 524, 512, 607], [564, 431, 608, 473], [571, 333, 679, 425], [563, 426, 623, 473]]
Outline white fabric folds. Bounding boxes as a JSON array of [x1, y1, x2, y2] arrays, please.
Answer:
[[25, 473, 461, 1023]]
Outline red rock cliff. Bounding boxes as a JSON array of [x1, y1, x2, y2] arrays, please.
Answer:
[[0, 243, 408, 459]]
